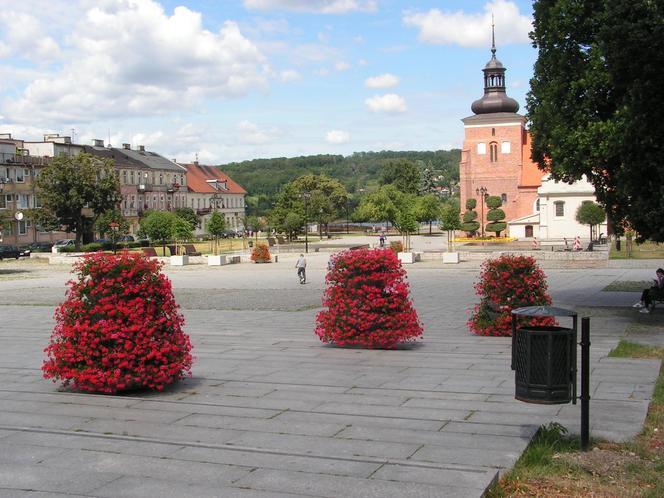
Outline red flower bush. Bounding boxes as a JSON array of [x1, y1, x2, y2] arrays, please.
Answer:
[[250, 243, 271, 263], [315, 248, 423, 348], [468, 254, 556, 336], [42, 251, 193, 393]]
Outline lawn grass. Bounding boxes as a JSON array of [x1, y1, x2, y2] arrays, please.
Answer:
[[610, 240, 664, 260], [487, 339, 664, 497]]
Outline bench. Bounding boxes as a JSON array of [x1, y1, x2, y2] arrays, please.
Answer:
[[168, 245, 201, 256], [184, 244, 202, 256], [142, 247, 158, 257]]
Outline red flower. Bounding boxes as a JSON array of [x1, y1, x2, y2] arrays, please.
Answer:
[[42, 251, 193, 394], [315, 248, 423, 349]]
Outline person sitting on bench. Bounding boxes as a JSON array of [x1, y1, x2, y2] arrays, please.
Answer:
[[633, 268, 664, 314]]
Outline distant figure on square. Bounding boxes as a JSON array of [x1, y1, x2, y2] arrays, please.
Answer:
[[379, 233, 386, 248], [532, 237, 540, 250], [573, 236, 582, 251], [295, 254, 307, 284], [633, 268, 664, 314]]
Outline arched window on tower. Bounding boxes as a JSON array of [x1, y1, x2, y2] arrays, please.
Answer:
[[501, 193, 507, 203], [489, 142, 498, 162]]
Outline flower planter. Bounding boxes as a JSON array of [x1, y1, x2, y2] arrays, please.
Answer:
[[397, 251, 416, 264], [170, 255, 189, 266], [443, 252, 460, 264], [207, 255, 226, 266]]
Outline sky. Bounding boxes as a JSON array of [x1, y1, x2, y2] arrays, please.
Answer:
[[0, 0, 537, 164]]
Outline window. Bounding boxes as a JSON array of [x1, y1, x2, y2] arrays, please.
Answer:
[[15, 168, 24, 182], [477, 143, 486, 155], [525, 225, 534, 238], [0, 195, 6, 209], [17, 194, 29, 208], [501, 141, 511, 154], [492, 128, 495, 136], [535, 198, 540, 212], [554, 201, 565, 217], [501, 193, 507, 203], [122, 170, 127, 184], [489, 142, 498, 162], [18, 220, 27, 235], [130, 171, 135, 184]]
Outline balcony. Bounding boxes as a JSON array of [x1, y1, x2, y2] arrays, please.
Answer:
[[196, 207, 211, 215], [0, 153, 50, 166]]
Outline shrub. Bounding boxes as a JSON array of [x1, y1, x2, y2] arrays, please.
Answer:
[[389, 240, 404, 253], [81, 243, 103, 252], [59, 245, 77, 253], [468, 254, 556, 337], [315, 248, 423, 348], [42, 251, 193, 393], [250, 243, 271, 263]]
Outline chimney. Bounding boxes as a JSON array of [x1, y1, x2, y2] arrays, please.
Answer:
[[122, 143, 131, 150], [93, 139, 104, 147], [0, 133, 12, 140], [138, 145, 145, 152], [44, 133, 60, 141]]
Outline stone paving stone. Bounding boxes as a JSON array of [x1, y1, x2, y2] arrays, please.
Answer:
[[92, 475, 303, 498], [0, 390, 143, 408], [173, 413, 345, 437], [129, 399, 281, 418], [0, 443, 68, 464], [0, 491, 91, 498], [441, 421, 540, 438], [172, 446, 382, 478], [225, 431, 421, 459], [41, 448, 252, 486], [0, 411, 92, 431], [235, 468, 478, 498], [411, 444, 524, 468], [0, 463, 121, 495], [273, 410, 445, 432], [312, 401, 471, 421], [371, 463, 496, 491]]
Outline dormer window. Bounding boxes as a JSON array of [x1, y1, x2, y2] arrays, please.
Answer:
[[206, 179, 228, 191]]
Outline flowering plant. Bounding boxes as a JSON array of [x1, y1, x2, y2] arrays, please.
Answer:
[[389, 240, 404, 253], [250, 243, 271, 263], [42, 251, 193, 393], [468, 254, 556, 336], [315, 248, 423, 348]]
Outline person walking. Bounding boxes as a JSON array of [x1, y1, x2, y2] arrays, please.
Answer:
[[633, 268, 664, 313], [532, 237, 540, 250], [295, 253, 307, 284]]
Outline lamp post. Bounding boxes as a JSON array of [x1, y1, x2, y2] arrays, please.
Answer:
[[109, 221, 119, 254], [302, 191, 311, 253], [475, 186, 489, 237]]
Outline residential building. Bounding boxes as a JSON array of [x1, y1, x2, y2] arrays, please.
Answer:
[[180, 162, 247, 236]]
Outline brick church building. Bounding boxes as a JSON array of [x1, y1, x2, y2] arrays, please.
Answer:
[[459, 31, 542, 236]]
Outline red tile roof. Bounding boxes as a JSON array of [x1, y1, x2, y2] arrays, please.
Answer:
[[181, 163, 247, 194]]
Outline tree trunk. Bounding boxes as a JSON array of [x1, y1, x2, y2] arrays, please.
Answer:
[[429, 221, 432, 235]]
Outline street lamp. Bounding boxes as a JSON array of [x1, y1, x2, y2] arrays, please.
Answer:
[[109, 221, 119, 254], [475, 186, 489, 237], [302, 191, 311, 253]]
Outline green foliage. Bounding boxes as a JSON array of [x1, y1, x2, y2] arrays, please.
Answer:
[[80, 242, 104, 252], [485, 195, 502, 209], [25, 208, 60, 233], [528, 0, 664, 241], [171, 216, 193, 243], [460, 221, 480, 233], [466, 198, 477, 210], [395, 210, 418, 234], [463, 210, 477, 222], [354, 184, 402, 225], [283, 211, 303, 240], [486, 222, 507, 234], [35, 153, 122, 248], [414, 194, 440, 224], [206, 211, 226, 238], [419, 166, 436, 195], [439, 204, 461, 232], [380, 159, 421, 195], [486, 209, 506, 222], [174, 207, 199, 230], [140, 211, 175, 244], [96, 210, 129, 238], [576, 202, 606, 241]]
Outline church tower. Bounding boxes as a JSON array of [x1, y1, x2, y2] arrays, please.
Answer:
[[459, 24, 541, 235]]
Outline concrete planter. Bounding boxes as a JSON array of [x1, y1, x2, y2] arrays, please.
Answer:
[[397, 251, 416, 264], [207, 255, 226, 266], [443, 252, 460, 264], [170, 255, 189, 266]]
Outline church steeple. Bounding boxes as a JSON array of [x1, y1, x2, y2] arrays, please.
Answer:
[[471, 19, 520, 115]]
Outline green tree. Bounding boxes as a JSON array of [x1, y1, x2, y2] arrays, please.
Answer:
[[439, 203, 461, 251], [171, 216, 193, 255], [35, 153, 122, 248], [527, 0, 664, 241], [415, 194, 441, 234], [207, 211, 226, 255], [460, 198, 480, 235], [485, 196, 507, 237], [96, 210, 129, 239], [380, 159, 421, 195], [140, 211, 176, 254], [174, 207, 199, 231], [419, 166, 436, 195], [576, 202, 606, 241], [283, 211, 303, 241], [353, 184, 401, 228]]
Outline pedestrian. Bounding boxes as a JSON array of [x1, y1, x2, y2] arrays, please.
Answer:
[[564, 237, 569, 251], [573, 236, 582, 251], [633, 268, 664, 314], [532, 237, 540, 250], [295, 253, 307, 284], [379, 233, 385, 248]]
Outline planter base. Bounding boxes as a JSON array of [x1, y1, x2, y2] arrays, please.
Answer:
[[397, 252, 416, 264], [443, 252, 460, 264], [170, 255, 189, 266], [207, 255, 226, 266]]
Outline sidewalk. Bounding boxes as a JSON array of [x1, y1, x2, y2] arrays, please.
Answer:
[[0, 260, 660, 497]]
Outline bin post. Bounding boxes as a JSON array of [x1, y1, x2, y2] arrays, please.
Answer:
[[580, 317, 591, 451]]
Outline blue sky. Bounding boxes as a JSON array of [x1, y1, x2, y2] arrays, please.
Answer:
[[0, 0, 536, 163]]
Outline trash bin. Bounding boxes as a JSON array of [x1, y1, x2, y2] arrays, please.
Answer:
[[511, 306, 577, 405]]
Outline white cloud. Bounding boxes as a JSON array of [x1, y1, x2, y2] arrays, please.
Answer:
[[0, 12, 61, 62], [243, 0, 378, 14], [365, 93, 407, 113], [325, 130, 350, 144], [236, 120, 278, 145], [403, 0, 531, 47], [335, 61, 350, 71], [315, 67, 330, 76], [364, 73, 399, 89], [279, 69, 302, 82], [3, 1, 268, 125]]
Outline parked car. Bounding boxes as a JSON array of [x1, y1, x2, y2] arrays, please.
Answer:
[[119, 234, 136, 242], [0, 245, 20, 260], [18, 246, 31, 257], [29, 242, 53, 252], [53, 239, 75, 249]]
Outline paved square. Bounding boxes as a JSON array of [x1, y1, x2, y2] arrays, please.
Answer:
[[0, 254, 660, 497]]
